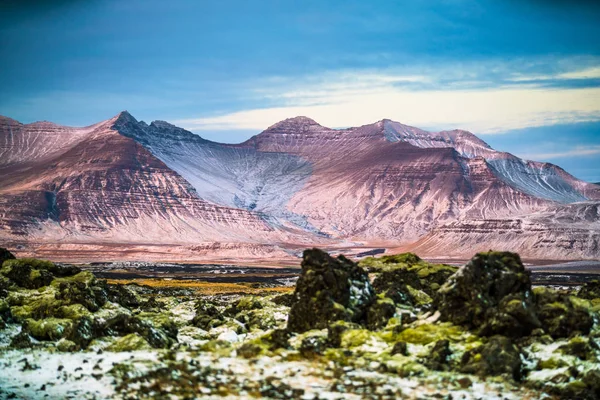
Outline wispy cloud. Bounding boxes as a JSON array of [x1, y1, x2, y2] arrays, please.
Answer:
[[521, 145, 600, 160], [171, 59, 600, 134]]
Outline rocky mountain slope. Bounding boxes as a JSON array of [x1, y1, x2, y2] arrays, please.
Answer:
[[1, 112, 599, 260]]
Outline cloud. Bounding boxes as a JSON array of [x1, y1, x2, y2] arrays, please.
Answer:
[[521, 145, 600, 160], [171, 59, 600, 134], [175, 84, 600, 134]]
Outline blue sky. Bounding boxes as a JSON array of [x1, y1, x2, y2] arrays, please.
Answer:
[[1, 0, 599, 181]]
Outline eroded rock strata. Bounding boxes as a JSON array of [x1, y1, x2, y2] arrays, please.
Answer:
[[0, 247, 599, 399]]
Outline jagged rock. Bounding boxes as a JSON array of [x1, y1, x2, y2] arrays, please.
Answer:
[[577, 280, 600, 300], [287, 248, 375, 333], [106, 333, 152, 351], [424, 339, 451, 371], [0, 275, 9, 298], [105, 284, 140, 308], [192, 300, 225, 330], [362, 253, 457, 306], [0, 247, 16, 265], [534, 287, 593, 338], [10, 330, 35, 349], [300, 334, 329, 357], [437, 252, 541, 337], [366, 296, 396, 330], [558, 337, 599, 361], [56, 272, 107, 312], [327, 320, 362, 348], [1, 259, 55, 289], [460, 335, 522, 380], [391, 341, 408, 356]]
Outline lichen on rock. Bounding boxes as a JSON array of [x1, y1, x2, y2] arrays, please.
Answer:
[[437, 251, 541, 337], [287, 248, 375, 333]]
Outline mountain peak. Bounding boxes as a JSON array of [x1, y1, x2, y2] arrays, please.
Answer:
[[265, 116, 325, 132], [114, 110, 138, 123]]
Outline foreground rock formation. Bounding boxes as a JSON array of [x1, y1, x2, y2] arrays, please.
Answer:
[[1, 247, 599, 399]]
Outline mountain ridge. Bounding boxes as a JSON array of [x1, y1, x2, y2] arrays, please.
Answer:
[[1, 111, 599, 261]]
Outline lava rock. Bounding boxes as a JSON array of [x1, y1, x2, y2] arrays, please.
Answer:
[[287, 248, 375, 333], [0, 247, 16, 265], [10, 330, 35, 349], [534, 287, 593, 338], [437, 251, 541, 337], [366, 296, 396, 330], [192, 300, 225, 330], [1, 259, 55, 289], [577, 280, 600, 300], [363, 253, 457, 306], [460, 335, 522, 380], [424, 339, 451, 371]]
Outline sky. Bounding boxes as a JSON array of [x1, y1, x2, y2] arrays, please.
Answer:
[[1, 0, 599, 182]]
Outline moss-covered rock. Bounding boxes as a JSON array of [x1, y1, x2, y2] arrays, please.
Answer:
[[460, 335, 522, 380], [24, 317, 74, 341], [393, 322, 467, 345], [191, 299, 225, 330], [0, 247, 16, 265], [287, 248, 375, 333], [577, 280, 600, 301], [1, 259, 55, 289], [558, 337, 598, 361], [106, 333, 152, 351], [361, 253, 457, 307], [534, 287, 593, 338], [366, 296, 396, 330], [424, 339, 451, 371], [437, 252, 541, 338], [10, 330, 35, 349], [54, 271, 107, 312]]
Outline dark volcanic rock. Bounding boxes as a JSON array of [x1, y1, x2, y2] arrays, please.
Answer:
[[1, 259, 55, 289], [460, 335, 522, 380], [437, 251, 541, 337], [577, 280, 600, 300], [424, 339, 451, 371], [362, 253, 457, 306], [192, 300, 225, 330], [534, 287, 593, 338], [287, 248, 375, 333], [0, 247, 16, 265]]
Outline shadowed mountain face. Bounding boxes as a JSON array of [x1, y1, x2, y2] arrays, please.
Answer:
[[1, 112, 599, 261]]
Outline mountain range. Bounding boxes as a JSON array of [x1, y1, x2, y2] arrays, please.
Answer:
[[1, 111, 599, 262]]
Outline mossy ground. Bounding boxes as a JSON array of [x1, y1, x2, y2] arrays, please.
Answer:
[[0, 250, 598, 399]]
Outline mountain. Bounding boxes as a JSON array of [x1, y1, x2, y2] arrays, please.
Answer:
[[1, 112, 599, 261]]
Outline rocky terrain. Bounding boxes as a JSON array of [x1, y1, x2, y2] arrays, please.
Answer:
[[1, 247, 600, 399], [1, 112, 600, 261]]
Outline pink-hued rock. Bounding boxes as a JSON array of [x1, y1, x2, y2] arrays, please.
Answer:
[[1, 112, 598, 261]]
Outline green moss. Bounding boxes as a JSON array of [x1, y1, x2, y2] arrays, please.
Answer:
[[2, 258, 55, 272], [8, 287, 64, 321], [106, 333, 152, 352], [323, 348, 354, 366], [405, 286, 433, 306], [394, 323, 467, 345], [25, 317, 74, 341], [56, 339, 78, 352], [383, 355, 428, 377], [58, 303, 92, 319], [538, 357, 568, 369]]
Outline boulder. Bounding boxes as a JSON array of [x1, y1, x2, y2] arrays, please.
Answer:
[[362, 253, 457, 306], [0, 247, 16, 265], [577, 280, 600, 300], [460, 335, 522, 380], [437, 251, 540, 337], [287, 248, 375, 333], [534, 287, 593, 338]]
